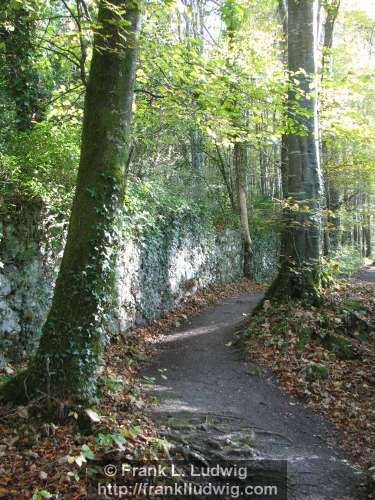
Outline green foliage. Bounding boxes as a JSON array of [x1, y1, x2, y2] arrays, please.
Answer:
[[321, 257, 341, 287], [94, 431, 126, 448], [66, 443, 96, 468], [80, 443, 95, 460], [101, 374, 123, 393], [330, 247, 366, 277], [0, 0, 373, 407], [123, 179, 211, 238], [0, 122, 80, 214], [32, 491, 52, 500], [321, 6, 375, 198]]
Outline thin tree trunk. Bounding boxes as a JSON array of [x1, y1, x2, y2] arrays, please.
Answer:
[[221, 0, 254, 279], [215, 145, 237, 211], [321, 0, 340, 255], [1, 0, 141, 404], [363, 209, 372, 258], [277, 0, 289, 198], [321, 0, 340, 73], [182, 0, 205, 198], [190, 127, 204, 196], [234, 143, 253, 278]]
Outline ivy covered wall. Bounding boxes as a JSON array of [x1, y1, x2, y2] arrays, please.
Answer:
[[0, 201, 278, 363]]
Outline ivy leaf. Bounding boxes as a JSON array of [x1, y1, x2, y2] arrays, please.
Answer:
[[112, 434, 126, 446], [81, 444, 95, 460]]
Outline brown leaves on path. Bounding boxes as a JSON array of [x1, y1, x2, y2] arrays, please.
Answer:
[[0, 278, 261, 498]]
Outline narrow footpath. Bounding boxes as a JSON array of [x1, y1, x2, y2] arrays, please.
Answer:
[[143, 289, 368, 499]]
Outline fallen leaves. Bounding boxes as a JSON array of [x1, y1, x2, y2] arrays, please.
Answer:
[[245, 278, 375, 468], [0, 278, 261, 498], [84, 409, 101, 423]]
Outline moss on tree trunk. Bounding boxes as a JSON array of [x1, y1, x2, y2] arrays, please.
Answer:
[[1, 0, 141, 404], [267, 0, 323, 301]]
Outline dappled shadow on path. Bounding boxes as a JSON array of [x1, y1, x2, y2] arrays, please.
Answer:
[[143, 293, 367, 499]]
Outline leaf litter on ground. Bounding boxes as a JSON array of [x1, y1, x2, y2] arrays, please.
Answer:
[[245, 278, 375, 471], [0, 278, 262, 498]]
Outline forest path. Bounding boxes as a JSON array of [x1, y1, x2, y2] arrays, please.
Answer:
[[356, 263, 375, 283], [143, 291, 366, 499]]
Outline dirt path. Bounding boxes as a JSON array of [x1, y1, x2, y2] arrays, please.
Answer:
[[356, 264, 375, 284], [143, 292, 366, 499]]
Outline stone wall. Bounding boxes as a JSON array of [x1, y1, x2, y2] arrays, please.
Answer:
[[0, 202, 279, 363], [0, 201, 66, 362], [0, 204, 247, 362], [112, 223, 244, 334]]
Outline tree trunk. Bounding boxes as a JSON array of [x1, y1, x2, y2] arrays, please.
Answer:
[[321, 0, 340, 73], [321, 0, 340, 255], [363, 196, 372, 258], [267, 0, 323, 300], [363, 214, 372, 258], [190, 127, 204, 197], [214, 145, 237, 211], [234, 142, 253, 278], [221, 0, 253, 279], [277, 0, 289, 198], [1, 0, 141, 404]]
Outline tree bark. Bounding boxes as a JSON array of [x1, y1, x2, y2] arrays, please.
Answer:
[[321, 0, 340, 73], [234, 142, 253, 278], [1, 0, 141, 404], [363, 214, 372, 258], [267, 0, 323, 300], [221, 0, 253, 278], [321, 0, 340, 255]]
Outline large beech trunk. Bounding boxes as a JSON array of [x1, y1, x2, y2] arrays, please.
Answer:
[[1, 0, 141, 404], [268, 0, 323, 300]]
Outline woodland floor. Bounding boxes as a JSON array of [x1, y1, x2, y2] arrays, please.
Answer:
[[0, 275, 373, 498], [142, 279, 370, 499]]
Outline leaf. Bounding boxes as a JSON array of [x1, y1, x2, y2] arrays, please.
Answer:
[[143, 376, 156, 384], [67, 471, 80, 481], [74, 455, 86, 467], [85, 409, 101, 423], [113, 434, 126, 446], [81, 444, 95, 460], [32, 491, 52, 500], [263, 300, 271, 311], [16, 406, 28, 419], [39, 471, 48, 481]]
